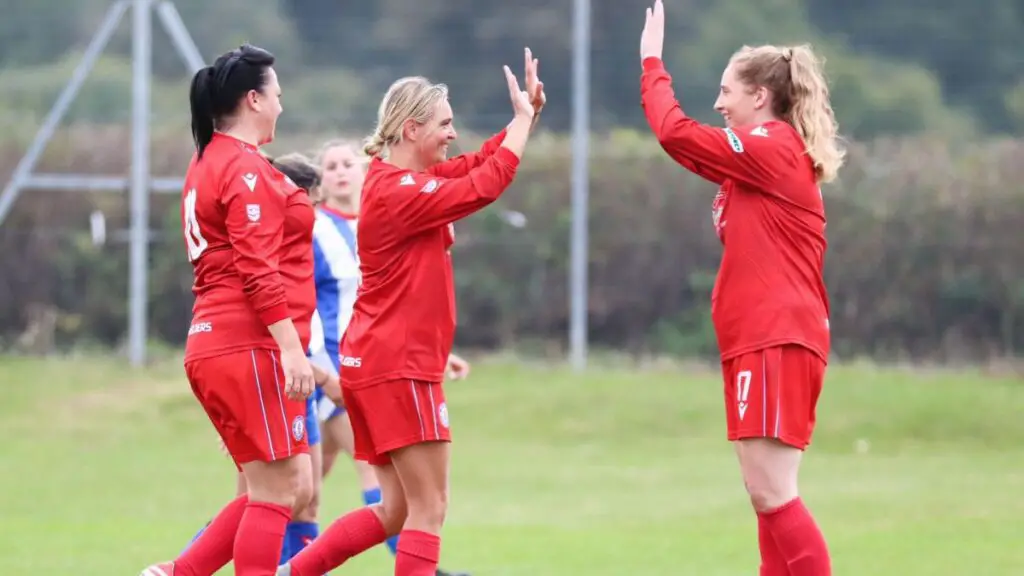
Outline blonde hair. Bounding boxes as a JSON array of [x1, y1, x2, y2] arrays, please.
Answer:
[[316, 138, 368, 168], [729, 43, 846, 183], [363, 76, 449, 158]]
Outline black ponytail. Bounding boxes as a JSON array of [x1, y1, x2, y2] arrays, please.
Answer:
[[188, 44, 277, 159], [189, 66, 217, 158]]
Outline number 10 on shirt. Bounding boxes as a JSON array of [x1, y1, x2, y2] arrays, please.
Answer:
[[184, 188, 208, 262]]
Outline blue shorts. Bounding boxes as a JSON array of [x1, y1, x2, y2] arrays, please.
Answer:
[[305, 395, 321, 446], [314, 387, 346, 421]]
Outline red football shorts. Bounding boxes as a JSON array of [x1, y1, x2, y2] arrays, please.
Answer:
[[342, 379, 451, 466], [185, 348, 309, 466], [721, 345, 826, 450]]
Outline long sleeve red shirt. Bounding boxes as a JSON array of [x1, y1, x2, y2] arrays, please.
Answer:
[[340, 131, 519, 388], [641, 57, 831, 362], [182, 133, 316, 361]]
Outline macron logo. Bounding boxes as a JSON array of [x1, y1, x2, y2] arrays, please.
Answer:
[[399, 174, 416, 186], [242, 173, 258, 192]]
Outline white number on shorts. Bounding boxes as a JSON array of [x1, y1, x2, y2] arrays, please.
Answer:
[[736, 369, 752, 420], [183, 188, 208, 262]]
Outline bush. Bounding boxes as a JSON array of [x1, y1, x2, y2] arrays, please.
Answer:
[[1, 127, 1021, 362]]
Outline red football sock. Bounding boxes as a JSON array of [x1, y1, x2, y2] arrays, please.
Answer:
[[289, 507, 387, 576], [394, 530, 441, 576], [233, 501, 291, 576], [757, 510, 790, 576], [175, 495, 248, 576], [762, 498, 831, 576]]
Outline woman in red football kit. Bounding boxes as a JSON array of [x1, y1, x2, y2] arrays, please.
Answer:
[[141, 44, 318, 576], [279, 49, 545, 576], [639, 2, 845, 576]]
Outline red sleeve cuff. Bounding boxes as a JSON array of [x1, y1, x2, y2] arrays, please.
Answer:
[[258, 301, 291, 327], [642, 57, 665, 72], [493, 145, 521, 169]]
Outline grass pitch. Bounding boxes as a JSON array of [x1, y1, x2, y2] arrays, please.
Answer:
[[1, 353, 1022, 574]]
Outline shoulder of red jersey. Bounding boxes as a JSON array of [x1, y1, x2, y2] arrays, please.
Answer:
[[734, 121, 806, 156], [367, 158, 444, 195]]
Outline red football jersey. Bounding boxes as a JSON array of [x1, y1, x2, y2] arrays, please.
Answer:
[[340, 132, 519, 388], [640, 57, 831, 362], [182, 132, 316, 362]]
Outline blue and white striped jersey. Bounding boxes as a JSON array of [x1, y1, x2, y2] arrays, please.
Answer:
[[311, 206, 360, 371]]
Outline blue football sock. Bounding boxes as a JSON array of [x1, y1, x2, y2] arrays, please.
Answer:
[[278, 534, 292, 565], [282, 521, 319, 562], [362, 487, 399, 555], [182, 521, 210, 553]]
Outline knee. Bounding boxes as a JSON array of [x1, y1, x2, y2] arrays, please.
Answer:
[[243, 456, 314, 511], [737, 439, 801, 512], [407, 487, 448, 528], [296, 482, 320, 521], [290, 467, 314, 513], [742, 475, 794, 512], [374, 492, 408, 536]]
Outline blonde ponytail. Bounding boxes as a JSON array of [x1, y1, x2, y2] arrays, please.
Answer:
[[730, 43, 846, 183], [785, 45, 845, 183], [363, 132, 388, 159]]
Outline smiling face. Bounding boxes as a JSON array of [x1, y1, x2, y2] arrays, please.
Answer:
[[713, 63, 768, 129], [410, 98, 457, 167]]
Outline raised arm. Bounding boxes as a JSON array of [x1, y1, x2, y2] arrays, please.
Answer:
[[429, 47, 545, 179], [387, 66, 536, 237], [641, 57, 787, 189], [386, 145, 521, 237], [427, 129, 507, 179]]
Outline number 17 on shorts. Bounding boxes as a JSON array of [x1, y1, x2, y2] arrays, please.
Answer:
[[721, 345, 826, 450]]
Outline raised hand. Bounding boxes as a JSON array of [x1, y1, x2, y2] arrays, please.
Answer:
[[640, 0, 665, 61], [504, 65, 535, 120], [524, 47, 546, 117]]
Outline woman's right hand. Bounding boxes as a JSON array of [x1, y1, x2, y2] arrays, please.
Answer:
[[505, 65, 535, 121], [281, 347, 315, 400]]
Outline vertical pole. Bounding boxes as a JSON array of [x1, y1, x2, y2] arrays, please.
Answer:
[[569, 0, 591, 371], [128, 0, 152, 366]]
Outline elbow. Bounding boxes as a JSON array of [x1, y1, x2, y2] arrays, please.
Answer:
[[243, 275, 289, 326], [645, 116, 677, 148], [256, 300, 290, 327]]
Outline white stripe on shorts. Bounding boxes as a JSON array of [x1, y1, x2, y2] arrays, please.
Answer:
[[427, 384, 439, 440], [270, 351, 292, 457], [409, 380, 426, 440], [250, 349, 275, 460]]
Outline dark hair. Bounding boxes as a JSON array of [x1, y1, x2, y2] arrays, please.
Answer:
[[189, 44, 276, 158], [270, 153, 321, 194]]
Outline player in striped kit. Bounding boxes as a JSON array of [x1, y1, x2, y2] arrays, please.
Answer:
[[311, 140, 471, 576]]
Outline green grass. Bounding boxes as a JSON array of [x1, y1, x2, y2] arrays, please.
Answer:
[[1, 353, 1023, 574]]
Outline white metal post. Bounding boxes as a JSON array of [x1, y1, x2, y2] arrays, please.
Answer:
[[569, 0, 591, 371]]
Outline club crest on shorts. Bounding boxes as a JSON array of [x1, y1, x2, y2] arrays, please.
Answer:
[[438, 402, 449, 429], [291, 415, 305, 442]]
